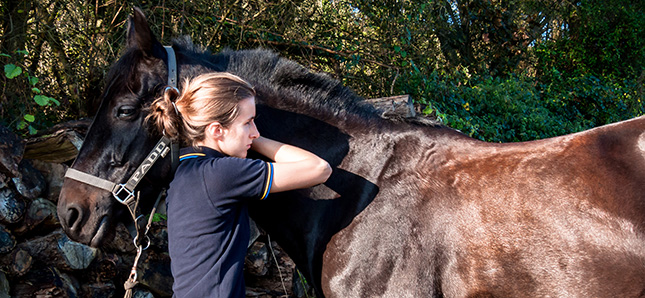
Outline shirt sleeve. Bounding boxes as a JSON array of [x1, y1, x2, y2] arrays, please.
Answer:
[[203, 157, 273, 205]]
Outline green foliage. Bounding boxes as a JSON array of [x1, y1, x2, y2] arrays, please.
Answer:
[[1, 50, 62, 136], [535, 0, 645, 79], [152, 213, 168, 223], [0, 0, 642, 142], [401, 68, 644, 142], [4, 63, 22, 78]]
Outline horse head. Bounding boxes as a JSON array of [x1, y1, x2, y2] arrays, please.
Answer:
[[57, 8, 173, 247]]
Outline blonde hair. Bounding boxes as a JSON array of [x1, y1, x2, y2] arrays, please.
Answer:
[[147, 72, 256, 146]]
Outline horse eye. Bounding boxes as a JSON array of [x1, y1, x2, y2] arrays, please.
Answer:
[[116, 106, 137, 118]]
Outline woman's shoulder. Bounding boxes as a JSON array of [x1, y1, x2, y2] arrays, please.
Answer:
[[207, 156, 267, 176]]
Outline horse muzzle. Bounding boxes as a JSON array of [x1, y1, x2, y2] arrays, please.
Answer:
[[57, 179, 116, 247]]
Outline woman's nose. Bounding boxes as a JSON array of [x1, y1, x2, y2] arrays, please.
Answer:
[[250, 121, 260, 139]]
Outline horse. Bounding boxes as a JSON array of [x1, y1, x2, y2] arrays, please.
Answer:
[[57, 8, 645, 297]]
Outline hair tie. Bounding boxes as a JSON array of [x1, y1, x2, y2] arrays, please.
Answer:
[[171, 102, 180, 115], [164, 86, 181, 115]]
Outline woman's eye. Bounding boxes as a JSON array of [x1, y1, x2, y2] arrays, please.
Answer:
[[117, 106, 137, 118]]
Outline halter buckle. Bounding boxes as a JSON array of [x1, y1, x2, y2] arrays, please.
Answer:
[[112, 184, 135, 204]]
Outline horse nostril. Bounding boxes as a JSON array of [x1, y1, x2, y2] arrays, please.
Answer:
[[65, 205, 83, 233]]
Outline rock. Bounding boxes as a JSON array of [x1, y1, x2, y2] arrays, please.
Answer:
[[12, 198, 59, 236], [18, 229, 97, 271], [0, 248, 32, 277], [245, 239, 296, 297], [30, 160, 67, 202], [11, 266, 79, 298], [0, 173, 8, 189], [0, 271, 9, 298], [0, 224, 15, 254], [84, 252, 122, 283], [148, 220, 168, 251], [138, 250, 173, 297], [246, 241, 269, 276], [131, 288, 156, 298], [0, 188, 25, 224], [0, 124, 24, 178], [103, 222, 136, 254], [32, 198, 57, 222], [56, 231, 98, 270], [79, 282, 116, 298], [27, 197, 59, 227], [11, 159, 45, 200]]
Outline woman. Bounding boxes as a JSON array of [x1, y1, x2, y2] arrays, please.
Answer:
[[147, 72, 332, 297]]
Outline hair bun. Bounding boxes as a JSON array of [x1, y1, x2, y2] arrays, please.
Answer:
[[146, 89, 183, 140]]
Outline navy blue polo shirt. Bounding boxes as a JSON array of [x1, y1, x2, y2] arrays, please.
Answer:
[[167, 146, 273, 298]]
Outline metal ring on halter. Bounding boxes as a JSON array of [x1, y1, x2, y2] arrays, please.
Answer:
[[133, 234, 152, 250], [164, 86, 179, 94]]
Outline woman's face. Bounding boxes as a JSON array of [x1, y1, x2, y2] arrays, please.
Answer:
[[219, 97, 260, 158]]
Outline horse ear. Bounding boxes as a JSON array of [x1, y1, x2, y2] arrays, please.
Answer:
[[126, 7, 163, 57]]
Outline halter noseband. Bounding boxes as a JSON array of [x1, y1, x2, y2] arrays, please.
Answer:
[[65, 136, 175, 211], [64, 45, 180, 216]]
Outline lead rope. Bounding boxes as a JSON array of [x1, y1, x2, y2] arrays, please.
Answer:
[[123, 189, 166, 298], [267, 234, 289, 297]]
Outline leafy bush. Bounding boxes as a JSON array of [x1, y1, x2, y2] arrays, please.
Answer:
[[1, 50, 61, 136], [398, 69, 644, 143], [535, 0, 645, 79]]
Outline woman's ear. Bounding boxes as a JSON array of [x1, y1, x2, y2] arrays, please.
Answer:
[[206, 122, 225, 140]]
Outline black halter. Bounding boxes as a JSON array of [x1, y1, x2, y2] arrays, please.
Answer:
[[64, 45, 179, 220]]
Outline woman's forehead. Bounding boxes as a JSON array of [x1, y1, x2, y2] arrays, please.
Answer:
[[237, 97, 256, 118]]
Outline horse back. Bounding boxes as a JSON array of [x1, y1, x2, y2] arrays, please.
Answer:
[[322, 116, 645, 297]]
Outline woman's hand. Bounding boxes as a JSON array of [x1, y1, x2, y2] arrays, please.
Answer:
[[251, 137, 332, 193]]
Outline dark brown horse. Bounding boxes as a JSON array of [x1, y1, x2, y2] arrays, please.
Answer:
[[57, 8, 645, 297]]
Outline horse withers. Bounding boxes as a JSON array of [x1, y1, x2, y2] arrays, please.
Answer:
[[57, 8, 645, 297]]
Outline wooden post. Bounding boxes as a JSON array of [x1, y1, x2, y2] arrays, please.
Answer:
[[365, 95, 415, 118]]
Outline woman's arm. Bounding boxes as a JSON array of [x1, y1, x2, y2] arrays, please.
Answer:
[[251, 136, 332, 193]]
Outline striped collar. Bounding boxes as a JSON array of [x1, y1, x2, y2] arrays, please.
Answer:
[[179, 146, 225, 161]]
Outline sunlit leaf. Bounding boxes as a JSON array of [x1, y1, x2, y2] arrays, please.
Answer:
[[49, 97, 61, 106], [17, 121, 27, 130], [4, 64, 22, 79], [29, 76, 38, 86], [152, 213, 167, 222], [24, 114, 35, 122], [34, 95, 49, 106]]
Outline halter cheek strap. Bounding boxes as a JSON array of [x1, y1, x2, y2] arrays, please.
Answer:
[[63, 45, 180, 298]]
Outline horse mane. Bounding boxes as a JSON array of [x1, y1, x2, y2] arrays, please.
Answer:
[[171, 37, 442, 128], [97, 36, 441, 129]]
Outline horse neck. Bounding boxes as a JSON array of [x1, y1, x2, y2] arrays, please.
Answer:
[[249, 119, 439, 278]]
